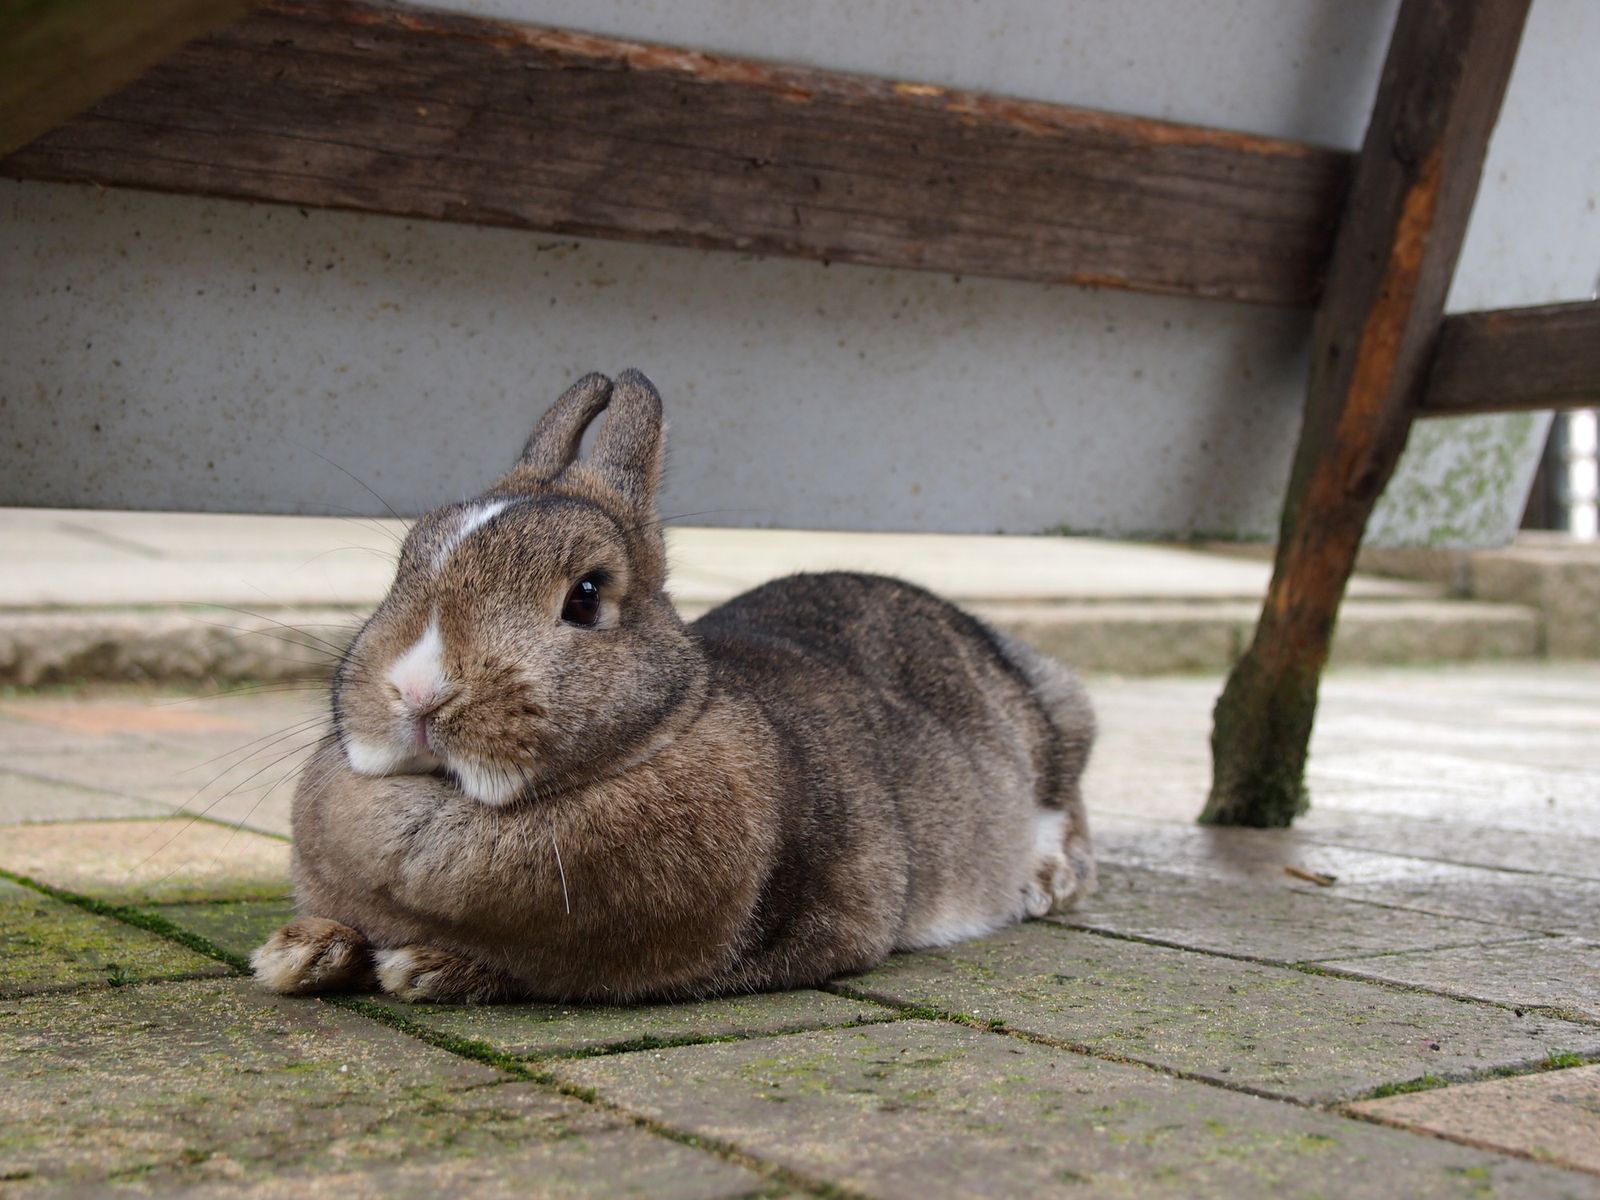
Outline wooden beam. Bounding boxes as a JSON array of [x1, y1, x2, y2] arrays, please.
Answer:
[[1421, 301, 1600, 415], [1203, 0, 1531, 827], [0, 0, 256, 158], [0, 0, 1351, 306]]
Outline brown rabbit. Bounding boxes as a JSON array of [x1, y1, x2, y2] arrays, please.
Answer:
[[252, 370, 1094, 1003]]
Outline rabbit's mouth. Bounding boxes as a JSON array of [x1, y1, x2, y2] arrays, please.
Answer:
[[343, 726, 529, 810]]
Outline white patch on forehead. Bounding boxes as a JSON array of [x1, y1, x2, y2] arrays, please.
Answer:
[[386, 616, 447, 711], [432, 499, 512, 570]]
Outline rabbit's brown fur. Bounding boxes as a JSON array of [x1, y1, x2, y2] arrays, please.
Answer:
[[253, 370, 1094, 1003]]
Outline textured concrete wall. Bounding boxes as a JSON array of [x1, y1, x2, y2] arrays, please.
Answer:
[[1, 0, 1596, 542]]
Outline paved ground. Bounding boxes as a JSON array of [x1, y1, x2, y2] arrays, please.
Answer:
[[2, 662, 1598, 1196]]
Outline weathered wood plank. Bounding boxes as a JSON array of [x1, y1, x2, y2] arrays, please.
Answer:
[[0, 0, 256, 158], [1203, 0, 1532, 827], [0, 0, 1351, 306], [1421, 301, 1600, 415]]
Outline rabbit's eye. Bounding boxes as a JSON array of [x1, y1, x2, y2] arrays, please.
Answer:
[[561, 575, 603, 626]]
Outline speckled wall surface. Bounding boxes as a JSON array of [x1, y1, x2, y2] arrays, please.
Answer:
[[2, 0, 1596, 543]]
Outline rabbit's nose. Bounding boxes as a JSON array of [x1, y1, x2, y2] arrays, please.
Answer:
[[398, 680, 445, 713]]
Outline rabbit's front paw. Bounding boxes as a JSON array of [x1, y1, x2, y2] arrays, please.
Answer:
[[1024, 810, 1096, 918], [251, 917, 376, 995], [374, 945, 521, 1004]]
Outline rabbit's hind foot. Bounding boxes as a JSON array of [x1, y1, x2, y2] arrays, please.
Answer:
[[374, 945, 524, 1004], [251, 917, 377, 995]]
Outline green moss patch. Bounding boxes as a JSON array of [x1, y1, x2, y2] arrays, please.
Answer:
[[0, 978, 761, 1195], [136, 899, 297, 961], [0, 878, 225, 997]]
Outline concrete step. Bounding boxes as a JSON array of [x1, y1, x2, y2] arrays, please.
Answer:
[[0, 510, 1542, 684], [1206, 531, 1600, 659], [0, 596, 1540, 687]]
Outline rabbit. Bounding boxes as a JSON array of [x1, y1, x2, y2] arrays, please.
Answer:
[[251, 369, 1095, 1004]]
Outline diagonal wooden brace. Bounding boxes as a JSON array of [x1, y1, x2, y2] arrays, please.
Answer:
[[1202, 0, 1532, 827]]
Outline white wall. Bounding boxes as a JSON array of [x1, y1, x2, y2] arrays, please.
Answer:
[[2, 0, 1596, 542]]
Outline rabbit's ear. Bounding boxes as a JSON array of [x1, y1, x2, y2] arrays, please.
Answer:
[[589, 368, 664, 511], [514, 372, 614, 481]]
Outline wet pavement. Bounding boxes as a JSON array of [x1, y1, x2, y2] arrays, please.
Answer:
[[1, 662, 1598, 1196]]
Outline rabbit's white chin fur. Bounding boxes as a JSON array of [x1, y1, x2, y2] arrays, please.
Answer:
[[344, 733, 524, 807], [344, 736, 441, 778], [449, 758, 526, 808]]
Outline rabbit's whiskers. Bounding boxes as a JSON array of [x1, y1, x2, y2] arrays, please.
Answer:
[[547, 812, 572, 916]]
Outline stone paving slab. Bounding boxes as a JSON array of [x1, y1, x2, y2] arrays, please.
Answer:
[[1296, 810, 1600, 882], [1319, 938, 1600, 1022], [142, 785, 298, 841], [374, 989, 896, 1059], [1083, 667, 1600, 835], [1305, 752, 1600, 839], [0, 979, 760, 1197], [137, 900, 299, 963], [0, 712, 150, 757], [0, 698, 258, 741], [1348, 1064, 1600, 1178], [0, 692, 324, 820], [0, 769, 168, 824], [1087, 813, 1600, 938], [1090, 811, 1558, 890], [1312, 785, 1600, 843], [0, 691, 322, 807], [0, 819, 291, 904], [1308, 708, 1600, 774], [555, 1019, 1595, 1199], [4, 742, 262, 810], [0, 878, 227, 997], [1062, 864, 1537, 964], [841, 922, 1600, 1103], [1319, 864, 1600, 939], [82, 690, 331, 763], [138, 1104, 766, 1200]]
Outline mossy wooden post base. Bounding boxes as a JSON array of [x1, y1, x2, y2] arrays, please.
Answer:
[[1202, 0, 1531, 827]]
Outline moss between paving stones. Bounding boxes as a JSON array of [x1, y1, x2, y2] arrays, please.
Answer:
[[555, 1020, 1587, 1199], [0, 878, 226, 997], [367, 988, 898, 1060], [839, 921, 1600, 1104], [0, 979, 761, 1197], [137, 899, 298, 963]]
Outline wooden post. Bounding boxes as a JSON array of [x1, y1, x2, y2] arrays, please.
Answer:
[[1202, 0, 1531, 827]]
